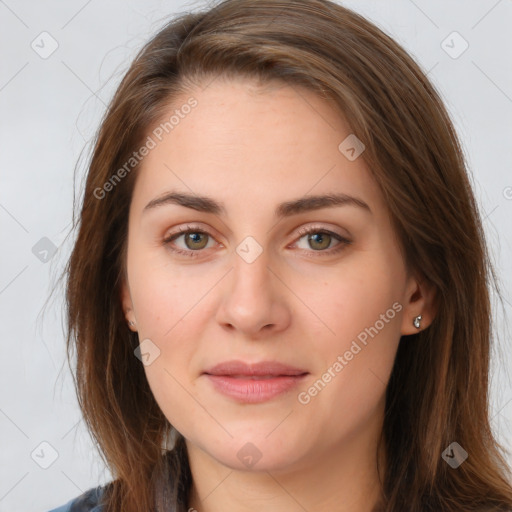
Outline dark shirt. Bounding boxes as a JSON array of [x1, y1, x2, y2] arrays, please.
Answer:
[[48, 485, 105, 512]]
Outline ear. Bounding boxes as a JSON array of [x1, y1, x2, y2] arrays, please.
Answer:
[[400, 271, 437, 335], [120, 278, 137, 332]]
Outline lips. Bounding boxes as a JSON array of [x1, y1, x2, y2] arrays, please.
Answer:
[[202, 360, 309, 403], [203, 360, 308, 378]]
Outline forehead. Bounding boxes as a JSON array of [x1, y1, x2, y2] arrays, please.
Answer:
[[129, 76, 384, 218]]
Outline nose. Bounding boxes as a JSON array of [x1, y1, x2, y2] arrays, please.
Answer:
[[215, 246, 292, 338]]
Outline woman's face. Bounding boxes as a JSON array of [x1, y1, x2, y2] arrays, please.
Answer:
[[121, 76, 431, 473]]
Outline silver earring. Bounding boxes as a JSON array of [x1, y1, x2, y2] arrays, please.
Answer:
[[413, 315, 422, 329], [128, 320, 136, 327]]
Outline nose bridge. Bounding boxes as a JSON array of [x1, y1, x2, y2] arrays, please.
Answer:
[[215, 237, 289, 335], [231, 232, 272, 295], [231, 242, 273, 312]]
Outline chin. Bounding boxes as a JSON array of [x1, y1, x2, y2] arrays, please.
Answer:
[[198, 433, 304, 473]]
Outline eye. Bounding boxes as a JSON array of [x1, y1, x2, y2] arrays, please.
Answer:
[[163, 224, 351, 258], [292, 225, 352, 256], [163, 225, 217, 258]]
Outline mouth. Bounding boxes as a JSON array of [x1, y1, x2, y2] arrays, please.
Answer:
[[202, 360, 309, 403], [203, 359, 308, 377], [215, 374, 301, 379]]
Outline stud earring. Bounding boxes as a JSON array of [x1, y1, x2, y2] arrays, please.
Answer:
[[413, 315, 422, 329], [128, 320, 136, 328]]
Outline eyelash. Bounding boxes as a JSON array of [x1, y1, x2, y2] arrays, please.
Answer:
[[162, 224, 352, 259]]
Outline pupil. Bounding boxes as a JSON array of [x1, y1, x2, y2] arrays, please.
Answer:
[[187, 233, 204, 248], [310, 233, 329, 249]]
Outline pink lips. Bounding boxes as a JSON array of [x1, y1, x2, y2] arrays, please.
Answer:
[[203, 360, 309, 403]]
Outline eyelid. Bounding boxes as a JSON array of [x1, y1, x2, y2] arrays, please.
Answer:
[[293, 224, 351, 243]]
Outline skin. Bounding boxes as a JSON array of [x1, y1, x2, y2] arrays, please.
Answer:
[[121, 75, 436, 512]]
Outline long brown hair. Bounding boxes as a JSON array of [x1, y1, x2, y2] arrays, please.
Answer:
[[62, 0, 512, 510]]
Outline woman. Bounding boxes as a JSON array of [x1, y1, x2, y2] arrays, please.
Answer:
[[49, 0, 512, 510]]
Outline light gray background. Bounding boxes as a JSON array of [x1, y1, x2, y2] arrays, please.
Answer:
[[1, 0, 511, 510]]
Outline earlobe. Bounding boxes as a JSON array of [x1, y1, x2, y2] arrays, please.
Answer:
[[400, 273, 437, 336]]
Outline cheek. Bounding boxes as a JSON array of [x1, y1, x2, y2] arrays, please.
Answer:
[[137, 308, 205, 435], [127, 258, 212, 422], [293, 255, 403, 346], [128, 257, 206, 338], [297, 280, 402, 440], [142, 358, 206, 437], [293, 252, 404, 403]]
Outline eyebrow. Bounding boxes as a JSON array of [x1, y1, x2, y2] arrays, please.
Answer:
[[143, 191, 372, 218]]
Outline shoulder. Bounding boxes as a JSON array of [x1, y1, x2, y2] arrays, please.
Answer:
[[47, 484, 106, 512]]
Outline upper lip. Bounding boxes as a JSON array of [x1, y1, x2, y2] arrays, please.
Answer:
[[203, 360, 308, 377]]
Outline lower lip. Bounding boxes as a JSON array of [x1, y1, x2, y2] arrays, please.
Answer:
[[204, 374, 308, 403]]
